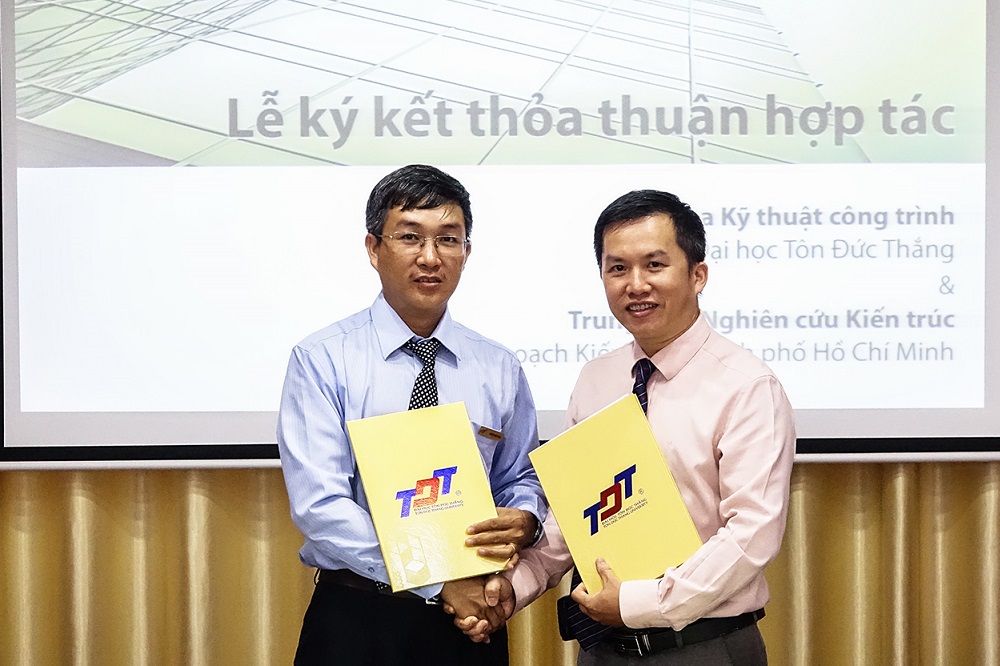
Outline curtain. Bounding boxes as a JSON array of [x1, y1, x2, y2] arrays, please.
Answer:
[[1, 463, 997, 665]]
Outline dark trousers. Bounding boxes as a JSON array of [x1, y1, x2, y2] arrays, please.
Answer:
[[294, 577, 508, 665]]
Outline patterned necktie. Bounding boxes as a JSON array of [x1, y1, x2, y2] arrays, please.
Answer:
[[632, 358, 655, 414], [405, 338, 441, 410], [563, 358, 658, 651]]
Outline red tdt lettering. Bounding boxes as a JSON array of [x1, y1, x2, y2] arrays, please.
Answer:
[[413, 477, 440, 507], [599, 484, 623, 520]]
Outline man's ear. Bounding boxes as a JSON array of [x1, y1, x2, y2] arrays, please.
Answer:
[[365, 233, 380, 270], [693, 261, 708, 295], [460, 240, 472, 271]]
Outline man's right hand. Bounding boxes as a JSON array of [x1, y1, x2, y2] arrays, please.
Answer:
[[440, 576, 506, 639], [445, 574, 515, 643]]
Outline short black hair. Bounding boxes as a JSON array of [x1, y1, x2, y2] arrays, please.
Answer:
[[365, 164, 473, 239], [593, 190, 706, 269]]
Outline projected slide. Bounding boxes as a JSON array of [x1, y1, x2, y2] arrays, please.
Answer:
[[4, 0, 992, 452]]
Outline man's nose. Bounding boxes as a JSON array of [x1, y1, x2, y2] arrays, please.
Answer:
[[416, 238, 442, 264], [626, 268, 648, 293]]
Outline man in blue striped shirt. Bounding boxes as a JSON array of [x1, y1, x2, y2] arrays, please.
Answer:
[[277, 164, 546, 665]]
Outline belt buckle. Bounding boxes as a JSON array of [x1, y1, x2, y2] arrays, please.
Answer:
[[614, 632, 651, 658], [638, 633, 651, 657]]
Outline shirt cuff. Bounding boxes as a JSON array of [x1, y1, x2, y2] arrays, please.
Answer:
[[618, 578, 665, 629], [502, 496, 548, 530], [412, 582, 444, 602]]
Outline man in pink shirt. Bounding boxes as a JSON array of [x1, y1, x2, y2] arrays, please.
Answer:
[[451, 189, 796, 663]]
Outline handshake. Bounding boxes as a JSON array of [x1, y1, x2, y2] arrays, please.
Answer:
[[441, 573, 516, 643], [438, 506, 529, 643], [440, 506, 625, 643]]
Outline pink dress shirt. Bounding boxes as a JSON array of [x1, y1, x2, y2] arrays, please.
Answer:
[[509, 313, 796, 630]]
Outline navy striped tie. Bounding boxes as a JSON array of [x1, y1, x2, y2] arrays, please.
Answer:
[[562, 358, 656, 651], [632, 358, 655, 414]]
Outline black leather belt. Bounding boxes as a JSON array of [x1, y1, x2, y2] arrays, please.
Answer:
[[317, 568, 426, 602], [606, 609, 764, 657]]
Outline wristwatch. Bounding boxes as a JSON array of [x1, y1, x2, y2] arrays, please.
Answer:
[[529, 514, 544, 546]]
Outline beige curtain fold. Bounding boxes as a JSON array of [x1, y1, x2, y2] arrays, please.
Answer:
[[2, 463, 998, 665]]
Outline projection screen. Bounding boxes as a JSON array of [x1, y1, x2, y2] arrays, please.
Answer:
[[2, 0, 998, 467]]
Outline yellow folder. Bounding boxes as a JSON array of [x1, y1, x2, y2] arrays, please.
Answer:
[[529, 394, 702, 593], [346, 401, 503, 591]]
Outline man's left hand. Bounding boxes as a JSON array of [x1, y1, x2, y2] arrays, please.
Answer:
[[465, 507, 538, 559], [571, 558, 625, 627]]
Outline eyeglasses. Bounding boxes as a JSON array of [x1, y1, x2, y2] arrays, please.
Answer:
[[376, 232, 469, 256]]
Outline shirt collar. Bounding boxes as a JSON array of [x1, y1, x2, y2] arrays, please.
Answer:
[[371, 293, 461, 361], [631, 312, 710, 381]]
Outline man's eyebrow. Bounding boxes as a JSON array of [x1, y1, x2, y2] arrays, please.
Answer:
[[394, 218, 464, 232], [603, 249, 668, 263]]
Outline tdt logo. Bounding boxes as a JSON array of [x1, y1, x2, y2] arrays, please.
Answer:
[[395, 466, 458, 518], [583, 464, 637, 535]]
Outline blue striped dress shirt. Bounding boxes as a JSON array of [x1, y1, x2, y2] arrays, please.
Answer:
[[277, 293, 546, 600]]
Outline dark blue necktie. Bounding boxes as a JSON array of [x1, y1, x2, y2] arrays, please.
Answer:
[[563, 358, 656, 651], [632, 358, 655, 414]]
